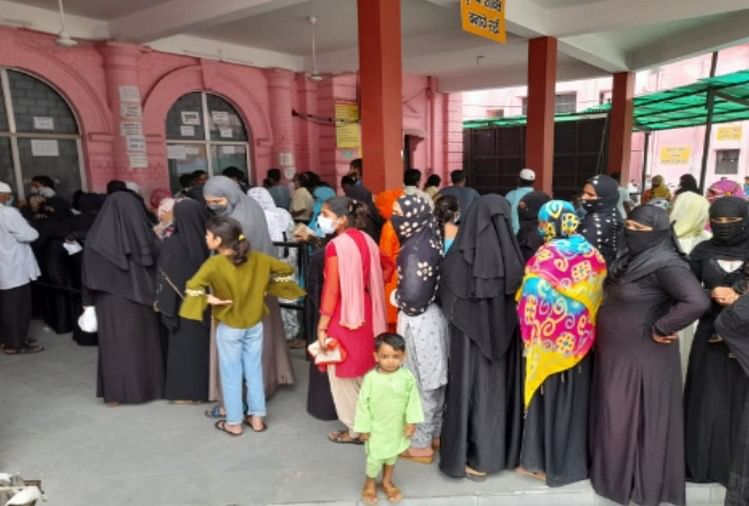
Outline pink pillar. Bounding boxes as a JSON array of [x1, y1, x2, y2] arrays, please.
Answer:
[[444, 93, 464, 180], [101, 42, 143, 178], [297, 76, 321, 174], [265, 68, 296, 180]]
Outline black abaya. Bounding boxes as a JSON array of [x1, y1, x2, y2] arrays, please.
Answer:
[[590, 266, 710, 506]]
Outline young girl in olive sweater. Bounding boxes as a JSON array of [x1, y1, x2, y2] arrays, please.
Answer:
[[180, 216, 302, 436]]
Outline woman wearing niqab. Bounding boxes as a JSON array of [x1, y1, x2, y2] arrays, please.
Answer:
[[157, 199, 211, 401], [579, 174, 622, 266], [438, 194, 525, 480], [590, 205, 710, 506], [516, 200, 606, 486], [516, 191, 551, 263], [82, 191, 164, 403], [684, 196, 749, 487], [203, 176, 294, 398]]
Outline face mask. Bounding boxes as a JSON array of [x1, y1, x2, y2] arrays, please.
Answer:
[[208, 204, 228, 216], [624, 228, 670, 256], [39, 187, 55, 198], [317, 215, 337, 235], [3, 196, 13, 207], [582, 199, 605, 213], [711, 221, 745, 244]]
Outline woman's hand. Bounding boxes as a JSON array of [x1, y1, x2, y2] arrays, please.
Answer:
[[652, 331, 678, 345], [206, 294, 232, 306], [317, 328, 329, 350], [711, 287, 739, 307]]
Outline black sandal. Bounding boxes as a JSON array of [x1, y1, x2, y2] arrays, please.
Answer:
[[214, 420, 242, 437], [328, 430, 364, 445], [3, 344, 44, 355]]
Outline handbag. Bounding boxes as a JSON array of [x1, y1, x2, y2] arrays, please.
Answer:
[[307, 338, 347, 372], [77, 306, 98, 333]]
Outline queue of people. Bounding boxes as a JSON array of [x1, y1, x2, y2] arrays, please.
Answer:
[[2, 164, 749, 506]]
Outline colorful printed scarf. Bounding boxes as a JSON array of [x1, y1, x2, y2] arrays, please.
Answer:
[[517, 200, 607, 408]]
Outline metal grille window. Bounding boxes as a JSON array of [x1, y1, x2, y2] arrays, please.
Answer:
[[556, 93, 577, 114], [0, 69, 84, 199], [165, 92, 251, 193], [715, 149, 740, 175]]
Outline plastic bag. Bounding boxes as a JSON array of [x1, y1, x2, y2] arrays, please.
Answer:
[[77, 306, 97, 333]]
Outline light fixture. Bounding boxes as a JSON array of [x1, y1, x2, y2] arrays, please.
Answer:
[[55, 0, 78, 47]]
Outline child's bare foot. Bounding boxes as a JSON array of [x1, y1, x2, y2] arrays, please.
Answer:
[[362, 479, 378, 504], [379, 482, 402, 503]]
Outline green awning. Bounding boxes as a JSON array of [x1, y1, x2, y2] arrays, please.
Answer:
[[463, 70, 749, 132]]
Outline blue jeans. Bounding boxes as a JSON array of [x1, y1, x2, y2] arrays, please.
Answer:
[[216, 322, 265, 425]]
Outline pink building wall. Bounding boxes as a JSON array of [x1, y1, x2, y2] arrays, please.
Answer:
[[0, 26, 462, 201], [464, 43, 749, 190]]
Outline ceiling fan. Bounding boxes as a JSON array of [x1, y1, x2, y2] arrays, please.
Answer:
[[55, 0, 78, 47], [305, 16, 333, 81]]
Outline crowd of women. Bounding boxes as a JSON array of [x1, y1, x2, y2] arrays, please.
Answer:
[[3, 165, 749, 506]]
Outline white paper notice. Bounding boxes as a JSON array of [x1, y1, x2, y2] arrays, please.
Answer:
[[221, 146, 236, 155], [31, 139, 59, 157], [121, 103, 142, 119], [33, 117, 55, 130], [279, 152, 295, 167], [119, 85, 141, 103], [184, 146, 201, 156], [211, 111, 230, 124], [129, 152, 149, 169], [181, 111, 201, 126], [120, 122, 143, 137], [125, 135, 146, 153], [167, 145, 187, 160], [219, 127, 233, 139], [180, 125, 196, 137]]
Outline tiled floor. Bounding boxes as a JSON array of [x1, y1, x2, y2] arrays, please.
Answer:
[[0, 322, 726, 505]]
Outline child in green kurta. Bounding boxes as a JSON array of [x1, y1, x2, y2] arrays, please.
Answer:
[[354, 333, 424, 504]]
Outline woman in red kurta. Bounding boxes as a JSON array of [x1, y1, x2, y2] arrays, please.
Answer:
[[316, 196, 390, 444]]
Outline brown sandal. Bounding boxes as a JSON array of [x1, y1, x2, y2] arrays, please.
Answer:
[[328, 430, 363, 445], [3, 344, 44, 355], [244, 415, 267, 432], [214, 420, 243, 437], [378, 483, 402, 503], [362, 484, 378, 504]]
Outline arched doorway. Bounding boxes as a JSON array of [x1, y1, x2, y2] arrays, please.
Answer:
[[165, 92, 251, 193], [0, 69, 84, 199]]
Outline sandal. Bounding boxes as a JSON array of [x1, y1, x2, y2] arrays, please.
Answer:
[[244, 415, 267, 433], [3, 344, 44, 355], [214, 420, 242, 437], [288, 339, 306, 350], [204, 406, 225, 419], [378, 483, 402, 503], [399, 450, 433, 464], [361, 484, 378, 504], [328, 430, 364, 445], [464, 466, 488, 482]]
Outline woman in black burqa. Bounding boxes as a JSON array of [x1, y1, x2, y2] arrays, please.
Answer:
[[82, 191, 164, 404], [684, 196, 749, 487], [157, 199, 211, 402], [714, 294, 749, 506], [590, 204, 710, 506], [579, 174, 622, 266], [438, 194, 524, 480], [516, 190, 551, 263]]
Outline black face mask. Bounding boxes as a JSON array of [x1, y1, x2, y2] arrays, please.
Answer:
[[624, 228, 671, 256], [711, 220, 746, 245], [582, 199, 606, 214], [208, 204, 228, 216]]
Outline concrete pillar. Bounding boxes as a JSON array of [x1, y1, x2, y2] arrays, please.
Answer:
[[526, 36, 557, 195], [101, 42, 143, 177], [265, 68, 296, 180], [608, 71, 635, 181], [357, 0, 403, 193]]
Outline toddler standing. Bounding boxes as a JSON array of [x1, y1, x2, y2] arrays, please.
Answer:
[[354, 333, 424, 504]]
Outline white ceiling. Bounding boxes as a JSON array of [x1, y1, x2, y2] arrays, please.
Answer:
[[2, 0, 749, 92]]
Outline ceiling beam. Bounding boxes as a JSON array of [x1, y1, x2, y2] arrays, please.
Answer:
[[629, 9, 749, 70], [550, 0, 749, 38], [558, 34, 629, 73], [109, 0, 307, 43]]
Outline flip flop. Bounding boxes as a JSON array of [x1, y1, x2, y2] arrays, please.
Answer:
[[204, 406, 225, 419], [464, 466, 488, 482], [3, 344, 44, 355], [244, 416, 267, 433], [214, 420, 242, 437], [399, 451, 433, 464], [361, 485, 378, 505], [328, 430, 364, 445], [378, 483, 402, 503]]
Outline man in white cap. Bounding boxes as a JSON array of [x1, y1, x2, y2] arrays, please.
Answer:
[[506, 168, 536, 234], [0, 181, 42, 354]]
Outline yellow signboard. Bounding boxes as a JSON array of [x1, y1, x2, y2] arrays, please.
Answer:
[[659, 145, 692, 165], [460, 0, 507, 44], [716, 125, 742, 141], [335, 102, 361, 149]]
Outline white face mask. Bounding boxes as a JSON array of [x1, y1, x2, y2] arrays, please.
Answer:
[[317, 215, 337, 235]]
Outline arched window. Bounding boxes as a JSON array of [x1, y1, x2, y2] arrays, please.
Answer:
[[0, 69, 84, 199], [165, 92, 251, 192]]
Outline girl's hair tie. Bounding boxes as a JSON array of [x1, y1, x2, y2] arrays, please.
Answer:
[[238, 234, 246, 241]]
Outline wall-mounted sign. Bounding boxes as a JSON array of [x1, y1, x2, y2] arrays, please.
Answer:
[[461, 0, 506, 44], [120, 122, 143, 137], [180, 125, 196, 137], [33, 117, 55, 130], [30, 139, 59, 157], [659, 145, 692, 165], [128, 152, 148, 169], [335, 102, 361, 149], [119, 85, 141, 104], [181, 111, 201, 126], [125, 135, 146, 153], [716, 125, 742, 141], [212, 111, 230, 125], [121, 103, 142, 120], [219, 127, 233, 139]]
